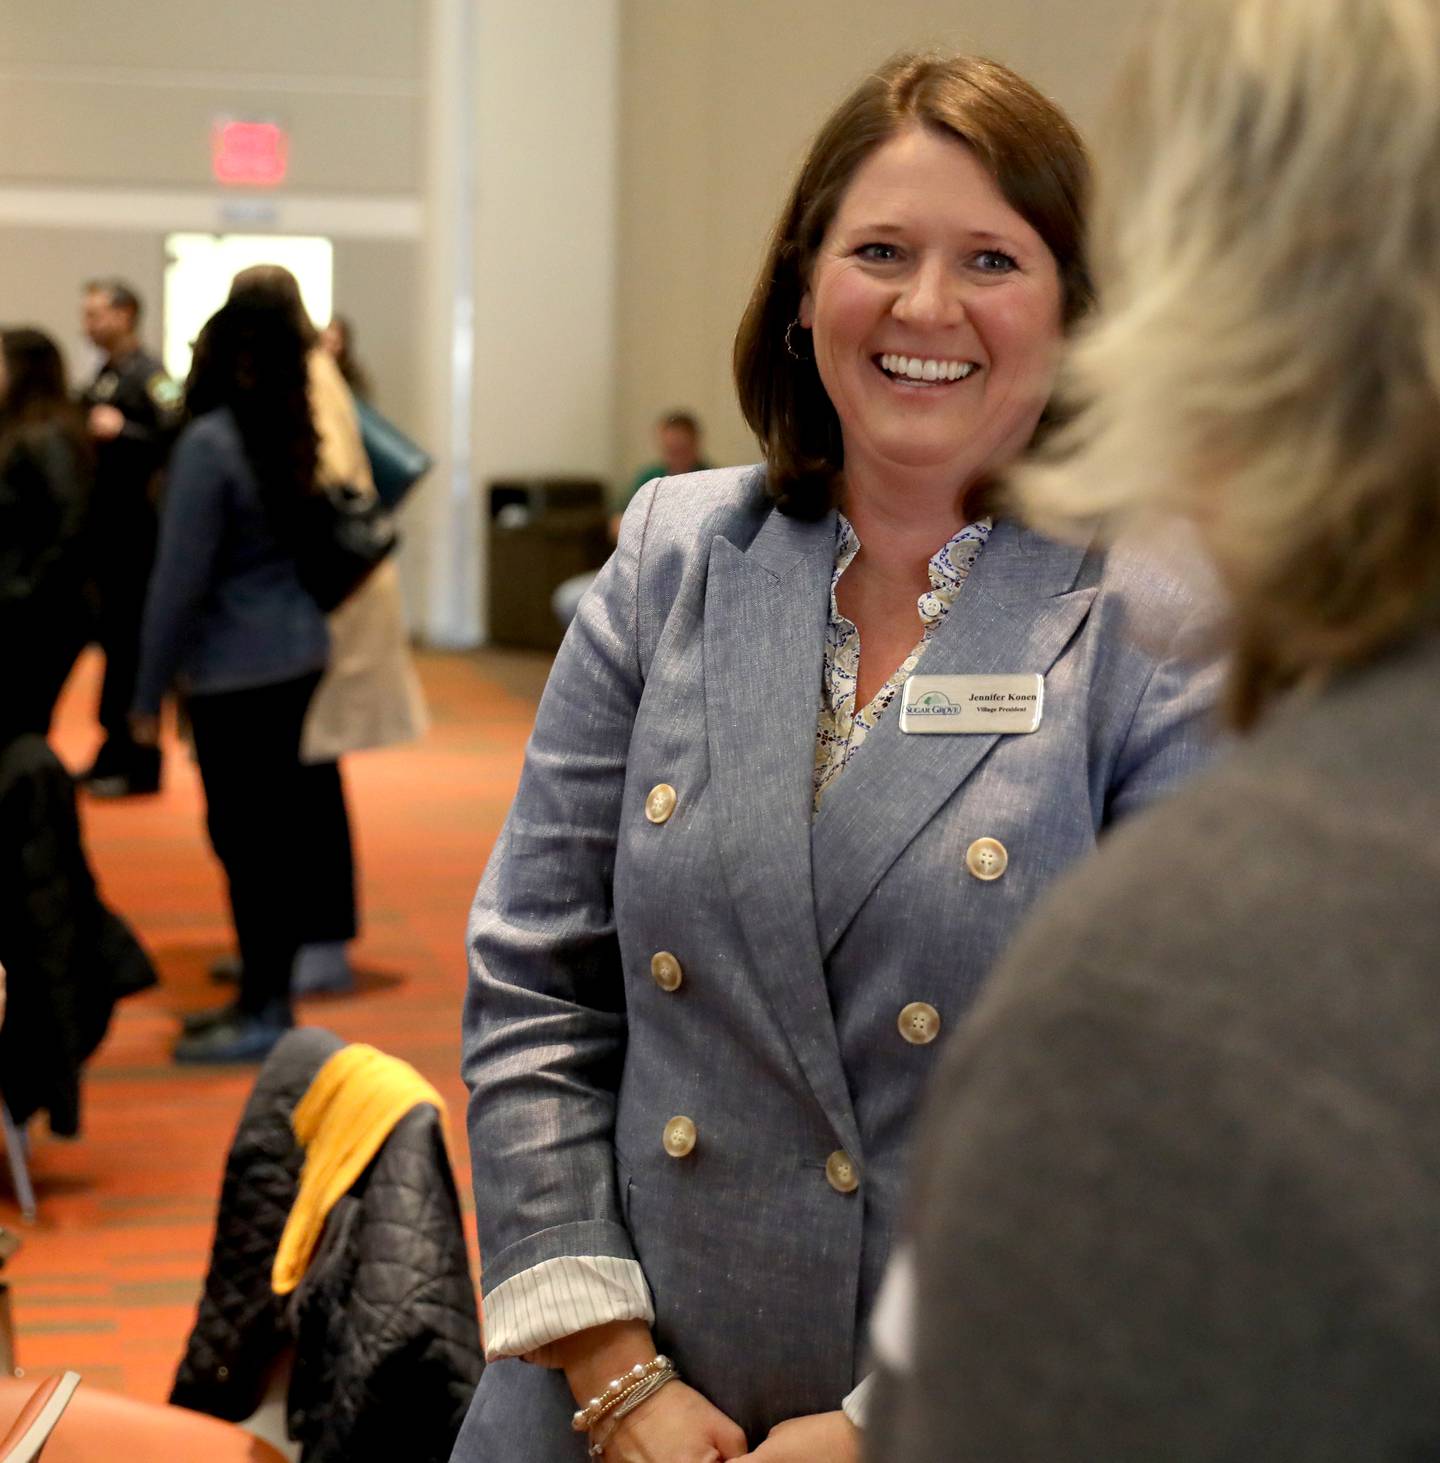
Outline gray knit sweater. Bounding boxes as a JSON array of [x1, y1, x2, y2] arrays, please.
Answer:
[[874, 631, 1440, 1462]]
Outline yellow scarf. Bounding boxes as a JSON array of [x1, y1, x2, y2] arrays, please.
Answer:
[[272, 1043, 446, 1296]]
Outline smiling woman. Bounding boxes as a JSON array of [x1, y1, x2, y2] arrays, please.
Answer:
[[736, 53, 1091, 525], [797, 125, 1063, 544], [454, 51, 1224, 1463]]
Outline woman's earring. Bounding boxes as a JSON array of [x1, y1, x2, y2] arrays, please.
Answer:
[[784, 319, 812, 361]]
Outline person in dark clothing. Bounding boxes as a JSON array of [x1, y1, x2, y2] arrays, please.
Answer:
[[133, 292, 329, 1064], [0, 733, 157, 1138], [79, 278, 181, 797], [0, 327, 94, 739]]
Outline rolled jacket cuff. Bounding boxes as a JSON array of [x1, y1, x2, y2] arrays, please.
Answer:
[[482, 1253, 654, 1362], [479, 1216, 639, 1292]]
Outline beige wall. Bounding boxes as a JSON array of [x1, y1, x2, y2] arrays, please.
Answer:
[[615, 0, 1146, 481], [0, 0, 420, 191], [0, 0, 423, 416]]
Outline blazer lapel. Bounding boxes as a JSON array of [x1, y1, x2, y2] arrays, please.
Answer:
[[703, 507, 862, 1150], [810, 519, 1098, 960]]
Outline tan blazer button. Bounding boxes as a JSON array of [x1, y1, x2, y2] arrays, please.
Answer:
[[965, 836, 1008, 880], [898, 1001, 941, 1045], [645, 783, 678, 824], [825, 1150, 859, 1194], [663, 1115, 697, 1158], [651, 951, 684, 992]]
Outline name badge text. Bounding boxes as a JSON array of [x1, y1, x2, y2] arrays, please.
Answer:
[[899, 674, 1045, 735]]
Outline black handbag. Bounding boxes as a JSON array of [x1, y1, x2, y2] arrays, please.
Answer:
[[354, 397, 433, 510], [292, 481, 399, 613]]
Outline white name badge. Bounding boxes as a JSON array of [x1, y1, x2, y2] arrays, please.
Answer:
[[899, 674, 1045, 735]]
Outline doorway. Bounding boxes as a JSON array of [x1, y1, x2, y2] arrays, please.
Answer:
[[161, 233, 334, 382]]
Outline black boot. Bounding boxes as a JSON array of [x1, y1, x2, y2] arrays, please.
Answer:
[[173, 999, 292, 1064], [87, 742, 162, 798]]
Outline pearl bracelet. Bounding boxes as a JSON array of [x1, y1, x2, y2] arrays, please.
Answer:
[[571, 1354, 675, 1434], [587, 1366, 679, 1457]]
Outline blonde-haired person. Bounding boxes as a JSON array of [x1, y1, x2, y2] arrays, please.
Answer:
[[875, 0, 1440, 1456]]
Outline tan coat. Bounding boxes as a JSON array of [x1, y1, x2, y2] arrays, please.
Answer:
[[302, 351, 427, 762]]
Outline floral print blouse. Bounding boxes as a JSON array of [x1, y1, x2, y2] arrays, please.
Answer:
[[813, 512, 993, 811]]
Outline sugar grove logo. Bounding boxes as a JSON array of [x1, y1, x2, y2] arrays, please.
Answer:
[[907, 690, 961, 715]]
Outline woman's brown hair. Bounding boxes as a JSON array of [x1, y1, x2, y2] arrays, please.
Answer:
[[734, 52, 1092, 519], [0, 327, 90, 467], [185, 291, 318, 514]]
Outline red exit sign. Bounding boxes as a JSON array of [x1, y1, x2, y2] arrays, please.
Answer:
[[212, 121, 289, 187]]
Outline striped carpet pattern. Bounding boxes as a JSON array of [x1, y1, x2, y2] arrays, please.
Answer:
[[3, 647, 548, 1400]]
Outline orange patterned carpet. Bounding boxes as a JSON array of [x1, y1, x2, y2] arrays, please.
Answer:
[[3, 646, 548, 1400]]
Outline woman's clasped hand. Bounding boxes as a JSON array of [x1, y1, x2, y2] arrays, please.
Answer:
[[592, 1381, 747, 1461], [736, 1412, 861, 1460], [593, 1392, 859, 1462]]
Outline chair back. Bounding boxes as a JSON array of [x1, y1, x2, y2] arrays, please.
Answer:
[[0, 1377, 287, 1463], [0, 1371, 80, 1463]]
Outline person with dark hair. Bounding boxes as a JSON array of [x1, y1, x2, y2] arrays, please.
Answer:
[[79, 277, 181, 797], [0, 327, 94, 739], [202, 266, 425, 997], [132, 291, 329, 1063], [551, 409, 711, 628], [455, 52, 1222, 1462]]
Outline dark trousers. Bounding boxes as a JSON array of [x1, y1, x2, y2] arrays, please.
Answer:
[[188, 671, 333, 1014], [2, 610, 89, 741], [93, 516, 157, 767], [302, 758, 358, 943]]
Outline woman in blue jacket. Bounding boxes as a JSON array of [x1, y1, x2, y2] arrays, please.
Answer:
[[458, 52, 1224, 1462], [133, 290, 334, 1064]]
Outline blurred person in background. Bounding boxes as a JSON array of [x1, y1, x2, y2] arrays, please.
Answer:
[[874, 1, 1440, 1458], [318, 313, 373, 402], [457, 51, 1221, 1463], [616, 409, 709, 533], [0, 327, 94, 740], [132, 290, 330, 1063], [79, 278, 181, 797], [219, 266, 427, 995], [551, 409, 710, 628]]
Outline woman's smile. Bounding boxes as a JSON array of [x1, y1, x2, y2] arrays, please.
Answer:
[[800, 123, 1063, 491], [876, 353, 979, 384]]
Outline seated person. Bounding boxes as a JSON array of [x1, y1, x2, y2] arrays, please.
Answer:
[[551, 410, 709, 627]]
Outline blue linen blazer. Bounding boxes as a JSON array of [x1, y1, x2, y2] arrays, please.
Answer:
[[455, 464, 1223, 1456]]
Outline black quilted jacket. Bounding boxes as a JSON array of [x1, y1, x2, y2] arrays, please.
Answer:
[[0, 733, 157, 1135], [171, 1028, 483, 1462]]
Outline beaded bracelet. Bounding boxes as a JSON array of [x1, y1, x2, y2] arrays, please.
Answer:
[[587, 1365, 678, 1457], [571, 1354, 675, 1434], [581, 1360, 674, 1438], [577, 1358, 676, 1448]]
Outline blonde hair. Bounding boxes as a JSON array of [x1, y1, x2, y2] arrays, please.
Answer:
[[1016, 0, 1440, 726]]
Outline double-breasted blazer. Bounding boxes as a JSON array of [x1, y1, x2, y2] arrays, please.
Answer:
[[455, 464, 1222, 1457]]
